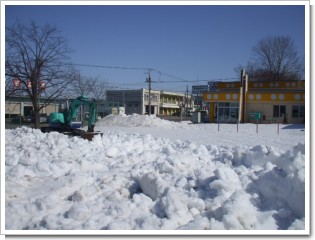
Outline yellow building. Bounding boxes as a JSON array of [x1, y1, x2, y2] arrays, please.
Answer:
[[203, 77, 305, 124]]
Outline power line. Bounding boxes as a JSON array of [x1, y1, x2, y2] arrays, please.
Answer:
[[152, 77, 238, 84], [70, 62, 239, 86], [152, 70, 189, 82], [71, 63, 153, 72], [11, 61, 150, 72]]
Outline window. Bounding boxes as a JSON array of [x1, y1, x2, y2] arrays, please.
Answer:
[[218, 102, 225, 107], [301, 106, 305, 117], [292, 105, 305, 118], [230, 102, 239, 107], [144, 94, 157, 102], [216, 102, 239, 123], [273, 105, 286, 118]]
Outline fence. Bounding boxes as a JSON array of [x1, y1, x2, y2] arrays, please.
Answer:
[[216, 121, 283, 134]]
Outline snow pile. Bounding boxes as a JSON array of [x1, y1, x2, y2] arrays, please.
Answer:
[[94, 115, 305, 151], [96, 114, 189, 128], [5, 123, 305, 231]]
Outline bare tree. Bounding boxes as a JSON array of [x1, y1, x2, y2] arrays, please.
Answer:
[[90, 78, 108, 115], [68, 74, 94, 97], [234, 61, 261, 81], [5, 77, 16, 97], [68, 75, 107, 119], [251, 35, 304, 81], [5, 21, 78, 128]]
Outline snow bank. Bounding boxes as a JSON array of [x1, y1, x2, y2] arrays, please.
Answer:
[[94, 115, 305, 151], [96, 114, 189, 128], [5, 123, 305, 230]]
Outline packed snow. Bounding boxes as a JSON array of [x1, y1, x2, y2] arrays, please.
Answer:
[[5, 114, 306, 231]]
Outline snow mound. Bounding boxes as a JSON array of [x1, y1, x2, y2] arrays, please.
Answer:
[[96, 114, 189, 128], [5, 127, 305, 230]]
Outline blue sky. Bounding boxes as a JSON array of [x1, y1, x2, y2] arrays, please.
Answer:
[[5, 4, 306, 93]]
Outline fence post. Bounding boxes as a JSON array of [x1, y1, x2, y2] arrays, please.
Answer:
[[237, 121, 238, 132], [218, 123, 220, 131], [278, 120, 280, 134], [256, 121, 258, 134]]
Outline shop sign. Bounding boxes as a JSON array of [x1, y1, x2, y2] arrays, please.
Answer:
[[27, 80, 32, 88], [13, 79, 21, 88], [192, 85, 208, 95], [208, 82, 219, 92], [39, 81, 46, 90]]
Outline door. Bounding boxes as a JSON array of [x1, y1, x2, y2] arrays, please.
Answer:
[[24, 106, 33, 116]]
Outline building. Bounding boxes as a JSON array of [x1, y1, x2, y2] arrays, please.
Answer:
[[106, 89, 192, 116], [202, 75, 305, 124], [5, 96, 118, 121], [106, 89, 160, 115], [192, 85, 209, 110], [159, 90, 191, 116], [5, 88, 192, 120], [5, 96, 59, 118]]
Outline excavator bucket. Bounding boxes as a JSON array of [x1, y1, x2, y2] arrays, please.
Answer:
[[80, 131, 103, 141]]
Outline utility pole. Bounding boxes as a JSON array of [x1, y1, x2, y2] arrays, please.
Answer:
[[146, 73, 152, 116], [185, 85, 189, 117], [240, 69, 246, 123], [190, 92, 193, 109]]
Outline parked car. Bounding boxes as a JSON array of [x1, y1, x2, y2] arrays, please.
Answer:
[[24, 113, 48, 123], [23, 114, 34, 123], [39, 113, 48, 123], [186, 109, 195, 117]]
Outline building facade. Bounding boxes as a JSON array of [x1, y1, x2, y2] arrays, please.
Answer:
[[5, 96, 117, 120], [5, 96, 59, 118], [106, 89, 160, 115], [159, 90, 190, 116], [202, 77, 305, 124], [6, 89, 191, 120], [106, 89, 191, 116]]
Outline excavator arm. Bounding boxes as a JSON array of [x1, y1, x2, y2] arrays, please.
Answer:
[[65, 96, 97, 132]]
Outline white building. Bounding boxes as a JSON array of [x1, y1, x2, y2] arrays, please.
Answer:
[[106, 89, 192, 116]]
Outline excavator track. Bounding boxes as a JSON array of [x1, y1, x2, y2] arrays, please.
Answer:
[[41, 127, 103, 141]]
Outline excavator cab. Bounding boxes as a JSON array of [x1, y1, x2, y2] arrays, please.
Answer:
[[64, 96, 96, 132]]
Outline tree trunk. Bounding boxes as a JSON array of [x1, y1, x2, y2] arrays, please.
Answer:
[[31, 94, 41, 129], [34, 108, 40, 129]]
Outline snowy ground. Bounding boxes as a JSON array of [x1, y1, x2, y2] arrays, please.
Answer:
[[5, 114, 306, 231]]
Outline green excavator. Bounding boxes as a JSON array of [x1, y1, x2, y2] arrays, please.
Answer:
[[41, 96, 102, 140]]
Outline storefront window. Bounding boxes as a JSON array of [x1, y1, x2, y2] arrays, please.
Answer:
[[301, 106, 305, 117], [216, 102, 239, 123], [292, 105, 305, 118], [230, 102, 239, 108], [273, 105, 286, 118]]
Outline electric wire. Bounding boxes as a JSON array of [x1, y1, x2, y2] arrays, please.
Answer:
[[70, 62, 238, 85]]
